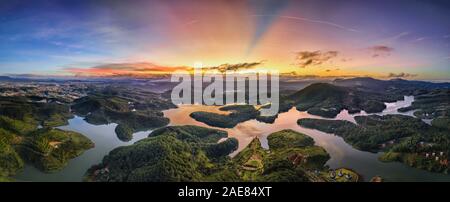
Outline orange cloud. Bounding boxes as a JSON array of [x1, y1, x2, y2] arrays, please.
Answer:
[[65, 62, 191, 77]]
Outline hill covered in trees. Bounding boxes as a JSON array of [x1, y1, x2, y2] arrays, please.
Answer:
[[398, 88, 450, 120], [85, 127, 353, 182], [71, 87, 175, 141], [234, 130, 334, 182], [0, 96, 74, 127], [0, 96, 94, 180], [298, 114, 450, 173], [288, 83, 402, 118], [190, 105, 262, 128]]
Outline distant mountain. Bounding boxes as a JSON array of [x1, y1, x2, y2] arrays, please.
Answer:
[[333, 77, 450, 92], [288, 83, 347, 106], [332, 77, 386, 91], [0, 76, 23, 82]]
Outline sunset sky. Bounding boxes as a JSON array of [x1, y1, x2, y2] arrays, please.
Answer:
[[0, 0, 449, 80]]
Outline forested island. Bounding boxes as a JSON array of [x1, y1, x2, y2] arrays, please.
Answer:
[[288, 83, 395, 117], [189, 105, 276, 128]]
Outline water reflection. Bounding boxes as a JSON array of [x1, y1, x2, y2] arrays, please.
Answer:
[[332, 95, 416, 123]]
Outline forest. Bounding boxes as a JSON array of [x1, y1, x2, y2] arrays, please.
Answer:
[[298, 114, 450, 173]]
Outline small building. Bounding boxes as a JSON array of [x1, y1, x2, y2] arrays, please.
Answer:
[[338, 170, 343, 177]]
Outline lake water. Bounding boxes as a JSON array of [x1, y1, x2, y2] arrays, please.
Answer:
[[15, 96, 450, 182]]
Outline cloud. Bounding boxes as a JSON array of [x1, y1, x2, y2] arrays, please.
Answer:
[[280, 74, 363, 80], [294, 51, 338, 68], [413, 37, 426, 42], [324, 68, 340, 72], [367, 45, 394, 58], [64, 61, 266, 77], [252, 15, 361, 33], [280, 71, 299, 76], [64, 62, 190, 77], [387, 72, 418, 78], [280, 74, 320, 79], [206, 62, 264, 72]]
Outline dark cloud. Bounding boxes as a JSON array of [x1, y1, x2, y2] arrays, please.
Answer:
[[387, 72, 418, 78], [367, 45, 394, 57], [281, 74, 320, 79], [280, 74, 362, 80], [294, 51, 338, 68], [280, 71, 299, 77], [207, 61, 263, 72]]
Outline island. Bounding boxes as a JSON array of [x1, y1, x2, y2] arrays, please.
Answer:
[[190, 105, 261, 128]]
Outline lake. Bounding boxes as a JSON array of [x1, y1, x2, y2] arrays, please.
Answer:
[[15, 96, 450, 182]]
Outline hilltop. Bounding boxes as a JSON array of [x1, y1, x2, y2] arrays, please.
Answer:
[[287, 82, 396, 117], [333, 77, 450, 93]]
